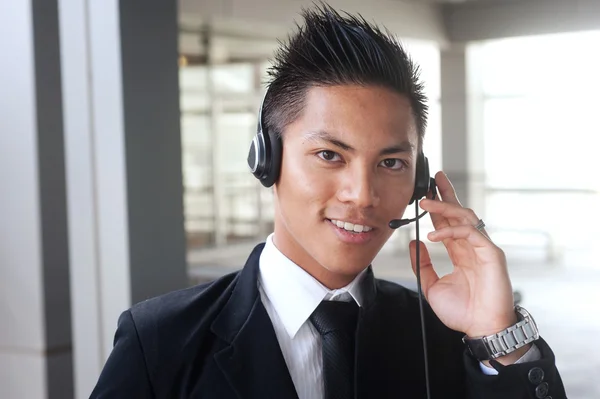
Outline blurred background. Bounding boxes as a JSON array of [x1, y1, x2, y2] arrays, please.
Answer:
[[1, 0, 599, 398]]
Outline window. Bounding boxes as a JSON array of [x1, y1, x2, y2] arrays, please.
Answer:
[[473, 31, 600, 251], [180, 62, 265, 248]]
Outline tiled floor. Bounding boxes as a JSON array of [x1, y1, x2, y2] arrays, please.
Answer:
[[189, 240, 600, 398]]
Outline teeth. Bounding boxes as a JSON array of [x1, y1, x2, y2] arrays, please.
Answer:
[[330, 219, 372, 233]]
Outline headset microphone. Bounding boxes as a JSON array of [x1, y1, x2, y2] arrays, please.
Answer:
[[388, 178, 438, 229]]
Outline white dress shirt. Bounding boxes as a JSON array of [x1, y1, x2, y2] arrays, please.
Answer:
[[257, 234, 540, 398]]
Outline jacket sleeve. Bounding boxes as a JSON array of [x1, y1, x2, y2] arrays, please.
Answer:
[[464, 337, 567, 399], [89, 310, 155, 399]]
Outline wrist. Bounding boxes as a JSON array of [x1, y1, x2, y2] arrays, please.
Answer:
[[462, 305, 540, 362], [481, 343, 532, 367], [465, 313, 518, 339]]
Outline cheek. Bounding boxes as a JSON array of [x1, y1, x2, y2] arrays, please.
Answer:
[[278, 151, 335, 213], [378, 177, 415, 217]]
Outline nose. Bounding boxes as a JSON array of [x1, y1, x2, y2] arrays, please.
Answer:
[[337, 164, 381, 209]]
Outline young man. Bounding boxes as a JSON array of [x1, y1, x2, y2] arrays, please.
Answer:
[[91, 5, 566, 399]]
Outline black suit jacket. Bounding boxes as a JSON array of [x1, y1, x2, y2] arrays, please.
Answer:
[[91, 243, 566, 398]]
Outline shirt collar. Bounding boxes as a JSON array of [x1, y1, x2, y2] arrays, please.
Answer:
[[258, 233, 368, 339]]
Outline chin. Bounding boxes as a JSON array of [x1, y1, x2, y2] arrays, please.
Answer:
[[319, 252, 374, 277], [318, 236, 384, 272]]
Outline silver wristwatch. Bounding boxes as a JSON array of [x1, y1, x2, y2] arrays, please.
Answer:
[[462, 306, 540, 361]]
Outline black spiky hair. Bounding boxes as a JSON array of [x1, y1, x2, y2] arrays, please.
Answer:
[[263, 3, 428, 144]]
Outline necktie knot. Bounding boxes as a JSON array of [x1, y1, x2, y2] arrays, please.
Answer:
[[310, 300, 359, 336]]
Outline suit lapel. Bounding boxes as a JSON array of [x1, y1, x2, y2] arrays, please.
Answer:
[[211, 244, 298, 399]]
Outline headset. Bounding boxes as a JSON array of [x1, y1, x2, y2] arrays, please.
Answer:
[[247, 89, 436, 399], [247, 92, 282, 188]]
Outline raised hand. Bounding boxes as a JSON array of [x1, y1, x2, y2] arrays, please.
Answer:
[[409, 171, 521, 353]]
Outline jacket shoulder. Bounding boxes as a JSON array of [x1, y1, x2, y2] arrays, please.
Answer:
[[125, 271, 240, 381], [129, 270, 240, 337]]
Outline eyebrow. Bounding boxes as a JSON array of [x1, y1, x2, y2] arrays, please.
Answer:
[[305, 130, 414, 156]]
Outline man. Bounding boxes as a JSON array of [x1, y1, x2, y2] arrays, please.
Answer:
[[91, 4, 566, 399]]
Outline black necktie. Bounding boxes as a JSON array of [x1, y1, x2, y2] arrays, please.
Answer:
[[310, 300, 359, 399]]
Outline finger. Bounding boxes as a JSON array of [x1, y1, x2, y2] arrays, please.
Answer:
[[426, 207, 451, 230], [424, 171, 461, 230], [409, 240, 440, 299], [420, 199, 479, 226], [427, 225, 492, 248], [420, 202, 491, 238], [434, 171, 462, 205]]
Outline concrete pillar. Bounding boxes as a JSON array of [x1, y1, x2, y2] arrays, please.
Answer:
[[118, 0, 188, 304], [0, 0, 73, 398], [59, 1, 188, 397], [0, 1, 187, 398]]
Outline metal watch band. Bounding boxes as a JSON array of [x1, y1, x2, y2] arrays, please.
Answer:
[[462, 305, 540, 361]]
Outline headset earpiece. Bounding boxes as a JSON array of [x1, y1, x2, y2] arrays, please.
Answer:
[[247, 90, 282, 188], [410, 152, 431, 204]]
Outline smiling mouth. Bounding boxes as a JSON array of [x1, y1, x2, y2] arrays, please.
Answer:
[[327, 219, 374, 233]]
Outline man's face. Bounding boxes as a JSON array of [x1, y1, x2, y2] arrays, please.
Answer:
[[273, 85, 419, 289]]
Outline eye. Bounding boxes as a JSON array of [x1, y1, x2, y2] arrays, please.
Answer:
[[380, 158, 406, 170], [317, 150, 341, 162]]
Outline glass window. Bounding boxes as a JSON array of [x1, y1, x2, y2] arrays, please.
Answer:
[[473, 31, 600, 252], [479, 31, 600, 98], [180, 59, 266, 249], [484, 97, 599, 190]]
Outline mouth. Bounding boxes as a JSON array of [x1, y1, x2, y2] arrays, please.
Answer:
[[326, 219, 376, 245], [327, 219, 374, 233]]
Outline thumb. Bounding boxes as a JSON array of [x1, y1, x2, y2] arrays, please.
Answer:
[[409, 240, 439, 299]]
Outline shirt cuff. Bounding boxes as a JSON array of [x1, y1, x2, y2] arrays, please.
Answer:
[[479, 343, 542, 375]]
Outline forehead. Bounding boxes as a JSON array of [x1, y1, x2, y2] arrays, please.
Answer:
[[289, 85, 418, 146]]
